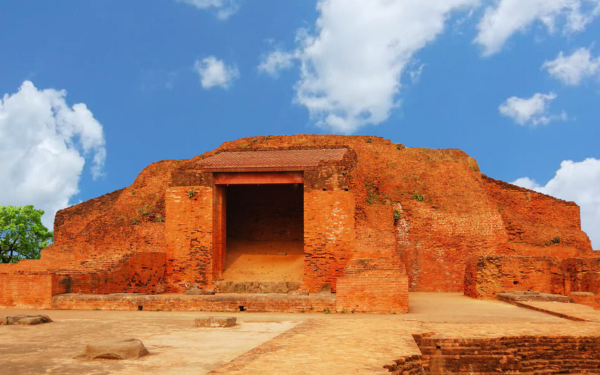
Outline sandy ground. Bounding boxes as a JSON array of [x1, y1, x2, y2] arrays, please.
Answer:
[[221, 239, 304, 282], [0, 293, 570, 375]]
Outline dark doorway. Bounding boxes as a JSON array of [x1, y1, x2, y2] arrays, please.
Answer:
[[222, 184, 304, 282]]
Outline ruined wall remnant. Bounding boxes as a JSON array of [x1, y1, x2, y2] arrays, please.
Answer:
[[465, 255, 600, 310], [0, 135, 595, 312], [464, 256, 564, 299]]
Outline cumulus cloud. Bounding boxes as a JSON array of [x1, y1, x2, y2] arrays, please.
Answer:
[[0, 81, 106, 230], [513, 158, 600, 249], [499, 92, 567, 126], [261, 0, 478, 133], [475, 0, 600, 56], [194, 56, 239, 89], [543, 47, 600, 85], [258, 50, 297, 77], [177, 0, 240, 19]]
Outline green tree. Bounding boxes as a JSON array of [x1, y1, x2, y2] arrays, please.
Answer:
[[0, 205, 53, 263]]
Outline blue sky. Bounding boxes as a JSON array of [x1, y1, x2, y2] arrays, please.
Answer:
[[0, 0, 599, 247]]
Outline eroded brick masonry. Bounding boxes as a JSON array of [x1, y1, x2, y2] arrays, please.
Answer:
[[1, 135, 597, 313]]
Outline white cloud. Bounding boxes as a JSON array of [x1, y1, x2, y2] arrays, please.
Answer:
[[0, 81, 106, 231], [194, 56, 239, 89], [262, 0, 478, 134], [499, 92, 567, 126], [513, 158, 600, 249], [258, 50, 297, 77], [543, 47, 600, 85], [177, 0, 240, 19], [475, 0, 600, 56]]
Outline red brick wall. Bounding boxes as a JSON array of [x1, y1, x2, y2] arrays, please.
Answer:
[[165, 186, 214, 292], [0, 274, 54, 309], [561, 257, 600, 293], [336, 206, 409, 313], [53, 252, 166, 295], [397, 335, 600, 374], [464, 256, 564, 299], [226, 184, 303, 241], [302, 190, 355, 293], [482, 176, 593, 254], [336, 257, 408, 313]]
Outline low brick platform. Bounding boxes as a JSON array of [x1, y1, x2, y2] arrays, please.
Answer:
[[510, 300, 600, 322], [497, 291, 574, 303], [51, 293, 335, 313]]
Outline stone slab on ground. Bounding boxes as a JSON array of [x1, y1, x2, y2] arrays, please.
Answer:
[[514, 300, 600, 322], [497, 291, 574, 303], [77, 338, 149, 360], [196, 316, 236, 327], [4, 315, 52, 325]]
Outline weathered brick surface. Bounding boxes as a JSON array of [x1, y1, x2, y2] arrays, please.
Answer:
[[0, 274, 54, 309], [303, 190, 355, 293], [482, 175, 593, 255], [415, 335, 600, 374], [464, 256, 564, 299], [562, 257, 600, 293], [227, 184, 303, 242], [165, 186, 214, 292], [337, 206, 409, 313], [336, 257, 409, 314], [51, 293, 336, 313], [1, 135, 595, 313], [465, 255, 600, 310], [53, 252, 166, 295]]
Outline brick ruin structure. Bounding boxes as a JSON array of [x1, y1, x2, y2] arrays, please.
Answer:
[[0, 135, 598, 313]]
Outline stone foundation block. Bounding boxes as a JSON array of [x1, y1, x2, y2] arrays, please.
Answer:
[[5, 315, 53, 325], [77, 338, 149, 360], [195, 316, 236, 327]]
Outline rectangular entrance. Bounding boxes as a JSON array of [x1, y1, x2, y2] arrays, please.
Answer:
[[221, 184, 304, 282], [212, 172, 305, 283]]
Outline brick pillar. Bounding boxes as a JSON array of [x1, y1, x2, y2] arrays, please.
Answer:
[[303, 190, 355, 293], [165, 186, 214, 292]]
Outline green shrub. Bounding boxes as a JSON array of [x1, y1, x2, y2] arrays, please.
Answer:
[[553, 237, 561, 244], [156, 217, 165, 223], [131, 218, 140, 225], [469, 165, 479, 172], [396, 143, 404, 150], [545, 241, 552, 246], [365, 137, 373, 143], [393, 209, 401, 222], [412, 193, 424, 202], [186, 189, 197, 198], [366, 182, 379, 205]]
